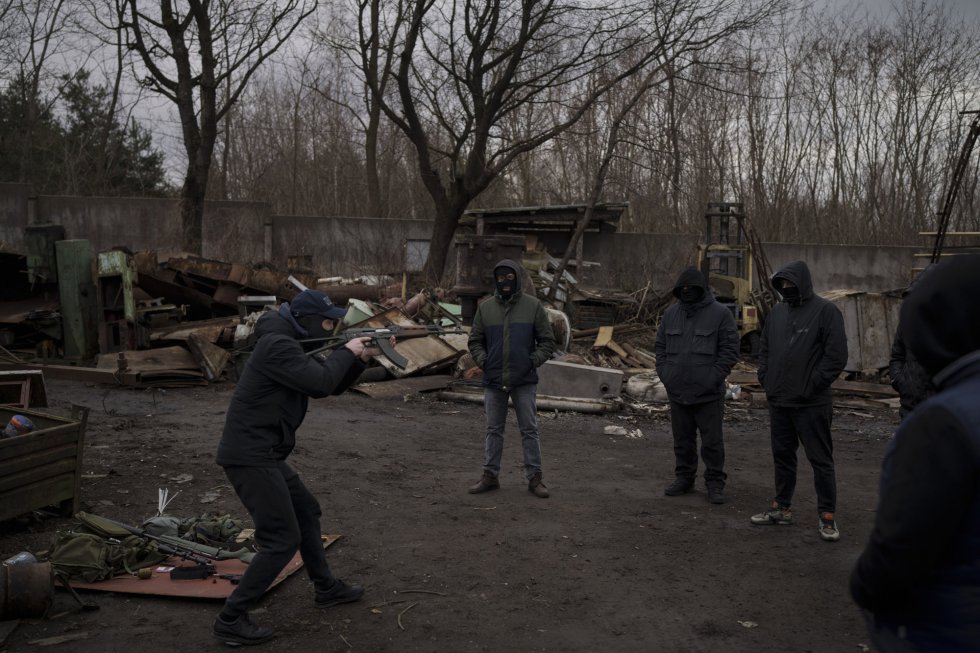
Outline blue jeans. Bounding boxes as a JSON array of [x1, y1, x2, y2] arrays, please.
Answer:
[[482, 384, 542, 480]]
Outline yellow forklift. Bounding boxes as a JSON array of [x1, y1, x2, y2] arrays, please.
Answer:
[[696, 202, 776, 354]]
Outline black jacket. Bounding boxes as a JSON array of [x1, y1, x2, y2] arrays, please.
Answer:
[[888, 267, 937, 417], [655, 268, 740, 405], [851, 255, 980, 651], [758, 261, 847, 407], [216, 309, 366, 467], [888, 321, 935, 417]]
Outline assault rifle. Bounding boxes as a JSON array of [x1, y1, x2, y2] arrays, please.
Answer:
[[77, 512, 252, 581], [305, 324, 465, 369]]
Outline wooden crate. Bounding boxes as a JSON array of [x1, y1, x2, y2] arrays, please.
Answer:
[[0, 405, 88, 522]]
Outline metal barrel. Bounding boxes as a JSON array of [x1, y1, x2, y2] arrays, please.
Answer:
[[0, 560, 54, 619]]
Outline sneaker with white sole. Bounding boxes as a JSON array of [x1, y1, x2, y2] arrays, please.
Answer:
[[819, 512, 840, 542], [750, 502, 793, 525]]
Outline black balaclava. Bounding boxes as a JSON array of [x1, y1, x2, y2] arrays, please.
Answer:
[[678, 286, 704, 304], [778, 281, 801, 306], [297, 314, 333, 342], [495, 266, 517, 299]]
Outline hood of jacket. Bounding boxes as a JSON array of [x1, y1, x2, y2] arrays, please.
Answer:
[[902, 254, 980, 378], [671, 266, 713, 310], [772, 260, 815, 302], [256, 308, 301, 340], [493, 258, 523, 299]]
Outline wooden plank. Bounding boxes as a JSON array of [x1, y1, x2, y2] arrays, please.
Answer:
[[96, 346, 199, 372], [69, 405, 88, 516], [0, 430, 78, 462], [593, 326, 614, 348], [66, 545, 332, 599], [0, 442, 77, 478], [605, 339, 630, 360], [621, 343, 657, 367], [0, 473, 75, 521], [0, 362, 141, 386], [0, 458, 77, 494], [352, 374, 455, 399]]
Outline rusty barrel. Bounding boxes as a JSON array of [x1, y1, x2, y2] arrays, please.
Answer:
[[0, 560, 54, 619]]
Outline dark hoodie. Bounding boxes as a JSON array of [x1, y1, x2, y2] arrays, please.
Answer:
[[850, 255, 980, 651], [468, 259, 556, 390], [888, 266, 937, 417], [216, 309, 366, 467], [757, 260, 848, 407], [654, 267, 739, 404]]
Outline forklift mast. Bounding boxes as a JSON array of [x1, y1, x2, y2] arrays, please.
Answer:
[[697, 202, 776, 352]]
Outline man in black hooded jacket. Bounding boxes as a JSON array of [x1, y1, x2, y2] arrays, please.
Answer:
[[654, 267, 739, 504], [211, 289, 379, 646], [750, 261, 848, 542], [851, 254, 980, 652]]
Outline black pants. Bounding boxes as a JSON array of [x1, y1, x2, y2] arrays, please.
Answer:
[[768, 403, 837, 514], [669, 398, 726, 487], [221, 462, 336, 616]]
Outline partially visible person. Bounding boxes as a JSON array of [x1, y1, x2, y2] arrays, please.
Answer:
[[851, 254, 980, 653], [467, 259, 556, 498], [212, 290, 378, 646], [888, 267, 937, 420], [750, 261, 848, 542], [654, 267, 739, 504]]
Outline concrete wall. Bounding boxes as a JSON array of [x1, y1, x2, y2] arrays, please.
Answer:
[[604, 233, 918, 293], [0, 183, 921, 292], [272, 215, 435, 277], [0, 183, 30, 250], [33, 194, 270, 262]]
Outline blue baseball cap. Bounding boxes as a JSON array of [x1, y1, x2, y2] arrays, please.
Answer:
[[289, 289, 347, 320]]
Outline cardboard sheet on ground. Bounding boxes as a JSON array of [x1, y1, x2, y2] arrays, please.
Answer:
[[68, 534, 341, 600]]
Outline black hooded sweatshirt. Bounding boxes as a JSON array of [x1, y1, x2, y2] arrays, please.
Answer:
[[850, 254, 980, 650], [758, 261, 847, 407], [216, 309, 366, 467], [654, 267, 740, 404]]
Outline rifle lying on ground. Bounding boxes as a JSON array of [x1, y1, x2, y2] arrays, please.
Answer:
[[77, 512, 251, 581], [305, 324, 465, 369]]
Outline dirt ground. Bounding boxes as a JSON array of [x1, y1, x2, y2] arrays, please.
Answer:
[[1, 377, 898, 652]]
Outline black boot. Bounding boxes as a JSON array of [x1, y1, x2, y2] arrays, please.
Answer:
[[664, 478, 694, 496], [315, 579, 365, 609], [212, 612, 274, 646]]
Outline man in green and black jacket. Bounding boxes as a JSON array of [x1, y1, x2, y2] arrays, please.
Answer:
[[467, 259, 556, 498]]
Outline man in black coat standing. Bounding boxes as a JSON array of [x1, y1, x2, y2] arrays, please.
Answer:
[[751, 261, 848, 542], [655, 267, 740, 504], [211, 290, 379, 646]]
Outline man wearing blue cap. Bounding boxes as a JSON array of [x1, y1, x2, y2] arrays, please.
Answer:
[[213, 289, 379, 646]]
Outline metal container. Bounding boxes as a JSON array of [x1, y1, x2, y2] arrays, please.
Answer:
[[0, 560, 54, 619]]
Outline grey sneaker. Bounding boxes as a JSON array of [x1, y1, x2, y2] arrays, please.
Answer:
[[750, 502, 793, 525], [212, 612, 274, 646], [819, 512, 840, 542], [468, 472, 500, 494]]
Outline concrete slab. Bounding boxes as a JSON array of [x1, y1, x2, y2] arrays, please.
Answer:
[[536, 360, 623, 399]]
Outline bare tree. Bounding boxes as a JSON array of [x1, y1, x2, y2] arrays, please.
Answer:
[[350, 0, 685, 281], [122, 0, 317, 254]]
